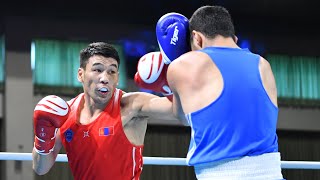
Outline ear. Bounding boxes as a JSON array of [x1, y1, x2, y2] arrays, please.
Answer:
[[192, 30, 202, 49], [233, 35, 238, 43], [77, 68, 84, 83]]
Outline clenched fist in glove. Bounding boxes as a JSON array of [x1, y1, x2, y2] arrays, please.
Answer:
[[134, 52, 173, 101], [33, 95, 70, 155]]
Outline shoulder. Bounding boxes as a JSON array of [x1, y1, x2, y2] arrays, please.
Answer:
[[258, 56, 272, 73], [258, 56, 278, 106], [258, 56, 276, 83], [167, 51, 211, 87], [170, 51, 207, 66], [169, 51, 211, 72], [67, 93, 83, 106]]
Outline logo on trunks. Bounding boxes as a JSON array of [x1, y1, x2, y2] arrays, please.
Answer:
[[65, 128, 73, 142], [170, 26, 179, 45]]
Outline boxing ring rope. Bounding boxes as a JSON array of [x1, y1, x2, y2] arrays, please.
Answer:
[[1, 152, 320, 169]]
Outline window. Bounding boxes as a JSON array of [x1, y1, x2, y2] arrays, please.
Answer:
[[268, 54, 320, 106], [0, 35, 4, 91]]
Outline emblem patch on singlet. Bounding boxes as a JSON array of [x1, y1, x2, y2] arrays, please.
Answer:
[[65, 128, 74, 142], [99, 126, 114, 136], [83, 130, 90, 138]]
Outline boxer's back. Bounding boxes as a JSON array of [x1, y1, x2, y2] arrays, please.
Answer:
[[183, 47, 279, 165]]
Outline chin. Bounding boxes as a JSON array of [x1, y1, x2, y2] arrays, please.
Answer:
[[96, 96, 112, 105]]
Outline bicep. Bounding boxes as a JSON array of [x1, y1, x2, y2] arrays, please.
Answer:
[[140, 94, 177, 121]]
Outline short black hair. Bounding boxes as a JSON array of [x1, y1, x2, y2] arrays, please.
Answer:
[[189, 5, 235, 39], [80, 42, 120, 68]]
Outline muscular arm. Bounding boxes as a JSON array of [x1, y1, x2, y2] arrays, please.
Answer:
[[122, 92, 180, 122], [141, 94, 177, 120], [32, 129, 63, 175], [166, 55, 192, 126], [166, 51, 214, 126]]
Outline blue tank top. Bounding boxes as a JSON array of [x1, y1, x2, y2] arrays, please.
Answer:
[[186, 47, 279, 166]]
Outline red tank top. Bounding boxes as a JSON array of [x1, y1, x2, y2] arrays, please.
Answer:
[[60, 89, 144, 180]]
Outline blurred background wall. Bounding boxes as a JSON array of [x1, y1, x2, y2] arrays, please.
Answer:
[[0, 0, 320, 179]]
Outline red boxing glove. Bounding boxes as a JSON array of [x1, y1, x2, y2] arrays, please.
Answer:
[[33, 95, 70, 155], [134, 52, 173, 101]]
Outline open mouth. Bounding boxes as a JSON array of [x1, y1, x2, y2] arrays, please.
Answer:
[[98, 87, 109, 94]]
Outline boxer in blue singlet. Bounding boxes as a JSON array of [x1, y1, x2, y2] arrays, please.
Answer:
[[166, 5, 285, 180]]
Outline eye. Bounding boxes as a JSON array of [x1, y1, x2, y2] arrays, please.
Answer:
[[108, 70, 116, 74], [93, 69, 102, 73], [108, 68, 118, 74]]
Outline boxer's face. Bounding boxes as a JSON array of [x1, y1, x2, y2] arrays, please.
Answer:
[[78, 55, 119, 104]]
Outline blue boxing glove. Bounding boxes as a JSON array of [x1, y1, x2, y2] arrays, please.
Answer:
[[156, 12, 190, 64]]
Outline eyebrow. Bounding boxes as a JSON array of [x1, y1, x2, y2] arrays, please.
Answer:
[[92, 63, 118, 69]]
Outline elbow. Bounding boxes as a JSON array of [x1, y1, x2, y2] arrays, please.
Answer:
[[33, 165, 49, 175], [33, 169, 48, 176], [35, 171, 46, 176], [182, 121, 190, 127], [178, 118, 190, 127]]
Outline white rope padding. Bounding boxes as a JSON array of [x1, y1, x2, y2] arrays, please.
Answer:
[[0, 152, 320, 169]]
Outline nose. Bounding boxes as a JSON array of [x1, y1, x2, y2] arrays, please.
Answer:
[[99, 72, 109, 84]]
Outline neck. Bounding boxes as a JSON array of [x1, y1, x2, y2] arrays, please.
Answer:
[[82, 94, 108, 116], [77, 94, 106, 125], [204, 35, 239, 48]]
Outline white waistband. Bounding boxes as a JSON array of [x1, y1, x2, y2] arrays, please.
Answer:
[[194, 152, 284, 180]]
